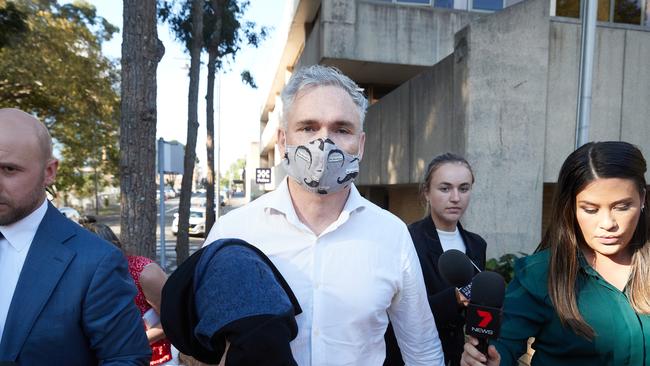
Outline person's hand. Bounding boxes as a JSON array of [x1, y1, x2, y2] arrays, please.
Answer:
[[456, 288, 470, 307], [461, 336, 500, 366]]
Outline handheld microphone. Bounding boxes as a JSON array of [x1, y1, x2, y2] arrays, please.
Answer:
[[438, 249, 477, 300], [465, 270, 506, 355]]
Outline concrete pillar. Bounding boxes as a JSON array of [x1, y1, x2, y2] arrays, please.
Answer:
[[455, 0, 550, 257]]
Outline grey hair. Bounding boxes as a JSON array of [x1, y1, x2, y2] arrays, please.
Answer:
[[280, 65, 368, 130]]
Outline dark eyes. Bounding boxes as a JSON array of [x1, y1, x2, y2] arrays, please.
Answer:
[[438, 186, 470, 193], [296, 125, 353, 134], [581, 204, 632, 214], [614, 204, 632, 211]]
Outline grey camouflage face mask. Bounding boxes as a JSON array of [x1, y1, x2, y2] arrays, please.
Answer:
[[283, 138, 360, 195]]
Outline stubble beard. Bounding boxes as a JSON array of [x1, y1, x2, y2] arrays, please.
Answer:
[[0, 186, 46, 226]]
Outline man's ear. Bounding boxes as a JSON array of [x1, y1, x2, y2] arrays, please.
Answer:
[[277, 128, 287, 157], [44, 158, 59, 187], [357, 132, 365, 160]]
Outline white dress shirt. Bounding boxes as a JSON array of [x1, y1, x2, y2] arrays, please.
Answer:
[[205, 179, 444, 366], [0, 198, 48, 341]]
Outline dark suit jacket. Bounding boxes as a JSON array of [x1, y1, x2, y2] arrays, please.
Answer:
[[385, 216, 487, 366], [0, 203, 151, 365]]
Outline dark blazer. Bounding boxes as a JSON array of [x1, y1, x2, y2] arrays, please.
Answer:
[[385, 216, 487, 366], [0, 203, 151, 365]]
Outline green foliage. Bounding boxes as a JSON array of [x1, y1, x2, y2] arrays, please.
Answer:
[[0, 0, 120, 196], [158, 0, 268, 84], [0, 1, 28, 48], [485, 252, 527, 283], [219, 158, 245, 187]]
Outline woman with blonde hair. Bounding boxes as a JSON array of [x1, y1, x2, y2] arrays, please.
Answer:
[[386, 152, 487, 366]]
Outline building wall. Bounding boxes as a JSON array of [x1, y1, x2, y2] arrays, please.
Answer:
[[358, 55, 464, 186], [457, 0, 550, 258], [388, 185, 425, 225], [295, 0, 480, 85], [321, 0, 479, 66], [544, 20, 650, 182]]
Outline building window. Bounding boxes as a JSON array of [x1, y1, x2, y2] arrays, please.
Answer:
[[555, 0, 648, 26], [435, 0, 454, 8], [473, 0, 504, 10], [396, 0, 433, 4], [434, 0, 504, 10], [378, 0, 505, 10], [614, 0, 642, 24]]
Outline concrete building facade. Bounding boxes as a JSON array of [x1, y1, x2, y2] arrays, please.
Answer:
[[255, 0, 650, 258]]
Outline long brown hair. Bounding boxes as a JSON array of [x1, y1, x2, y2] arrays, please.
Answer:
[[85, 222, 122, 250], [537, 141, 650, 339]]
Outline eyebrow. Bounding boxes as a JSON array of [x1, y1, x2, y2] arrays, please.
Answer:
[[577, 198, 634, 206], [294, 119, 358, 130], [294, 120, 318, 128], [438, 182, 472, 186]]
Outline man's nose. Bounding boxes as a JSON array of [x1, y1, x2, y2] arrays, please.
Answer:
[[314, 129, 330, 141]]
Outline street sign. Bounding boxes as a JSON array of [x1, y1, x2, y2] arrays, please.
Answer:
[[161, 141, 184, 174], [256, 168, 271, 184]]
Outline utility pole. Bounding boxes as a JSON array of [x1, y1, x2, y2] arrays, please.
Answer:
[[575, 0, 598, 148], [215, 72, 222, 218]]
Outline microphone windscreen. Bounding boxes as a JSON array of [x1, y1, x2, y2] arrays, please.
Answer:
[[438, 249, 475, 288], [471, 271, 506, 308]]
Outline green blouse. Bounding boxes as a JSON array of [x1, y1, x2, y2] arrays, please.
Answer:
[[492, 249, 649, 366]]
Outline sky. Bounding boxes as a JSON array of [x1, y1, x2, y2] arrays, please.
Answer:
[[83, 0, 289, 176]]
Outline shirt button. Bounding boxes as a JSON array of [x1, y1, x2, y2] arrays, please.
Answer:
[[314, 329, 320, 337], [315, 282, 321, 289]]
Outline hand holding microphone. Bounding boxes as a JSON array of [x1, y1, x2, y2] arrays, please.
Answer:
[[461, 270, 505, 365]]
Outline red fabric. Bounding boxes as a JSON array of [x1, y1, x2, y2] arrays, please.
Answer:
[[128, 256, 173, 365]]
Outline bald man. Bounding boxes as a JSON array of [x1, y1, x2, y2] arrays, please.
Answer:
[[0, 108, 151, 365]]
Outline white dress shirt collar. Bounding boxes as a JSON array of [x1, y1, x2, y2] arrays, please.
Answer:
[[0, 198, 49, 342], [264, 177, 366, 235], [0, 198, 49, 252]]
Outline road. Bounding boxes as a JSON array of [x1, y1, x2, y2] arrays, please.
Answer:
[[96, 196, 243, 272]]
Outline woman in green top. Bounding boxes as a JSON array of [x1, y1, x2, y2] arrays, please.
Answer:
[[461, 141, 650, 366]]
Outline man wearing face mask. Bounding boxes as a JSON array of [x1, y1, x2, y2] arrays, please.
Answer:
[[204, 65, 444, 366]]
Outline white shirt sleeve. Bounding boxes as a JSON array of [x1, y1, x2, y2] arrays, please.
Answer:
[[387, 229, 445, 366]]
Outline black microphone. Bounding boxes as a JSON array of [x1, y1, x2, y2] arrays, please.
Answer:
[[465, 270, 506, 355], [438, 249, 476, 300]]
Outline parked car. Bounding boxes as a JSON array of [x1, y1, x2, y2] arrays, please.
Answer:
[[171, 207, 205, 236], [190, 191, 206, 206], [58, 207, 81, 223], [191, 191, 225, 207], [164, 188, 177, 199]]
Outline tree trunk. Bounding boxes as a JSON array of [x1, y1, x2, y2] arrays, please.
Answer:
[[176, 0, 204, 265], [120, 0, 163, 258], [204, 0, 224, 234]]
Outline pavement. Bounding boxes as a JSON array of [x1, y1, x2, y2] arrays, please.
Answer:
[[92, 195, 245, 273]]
